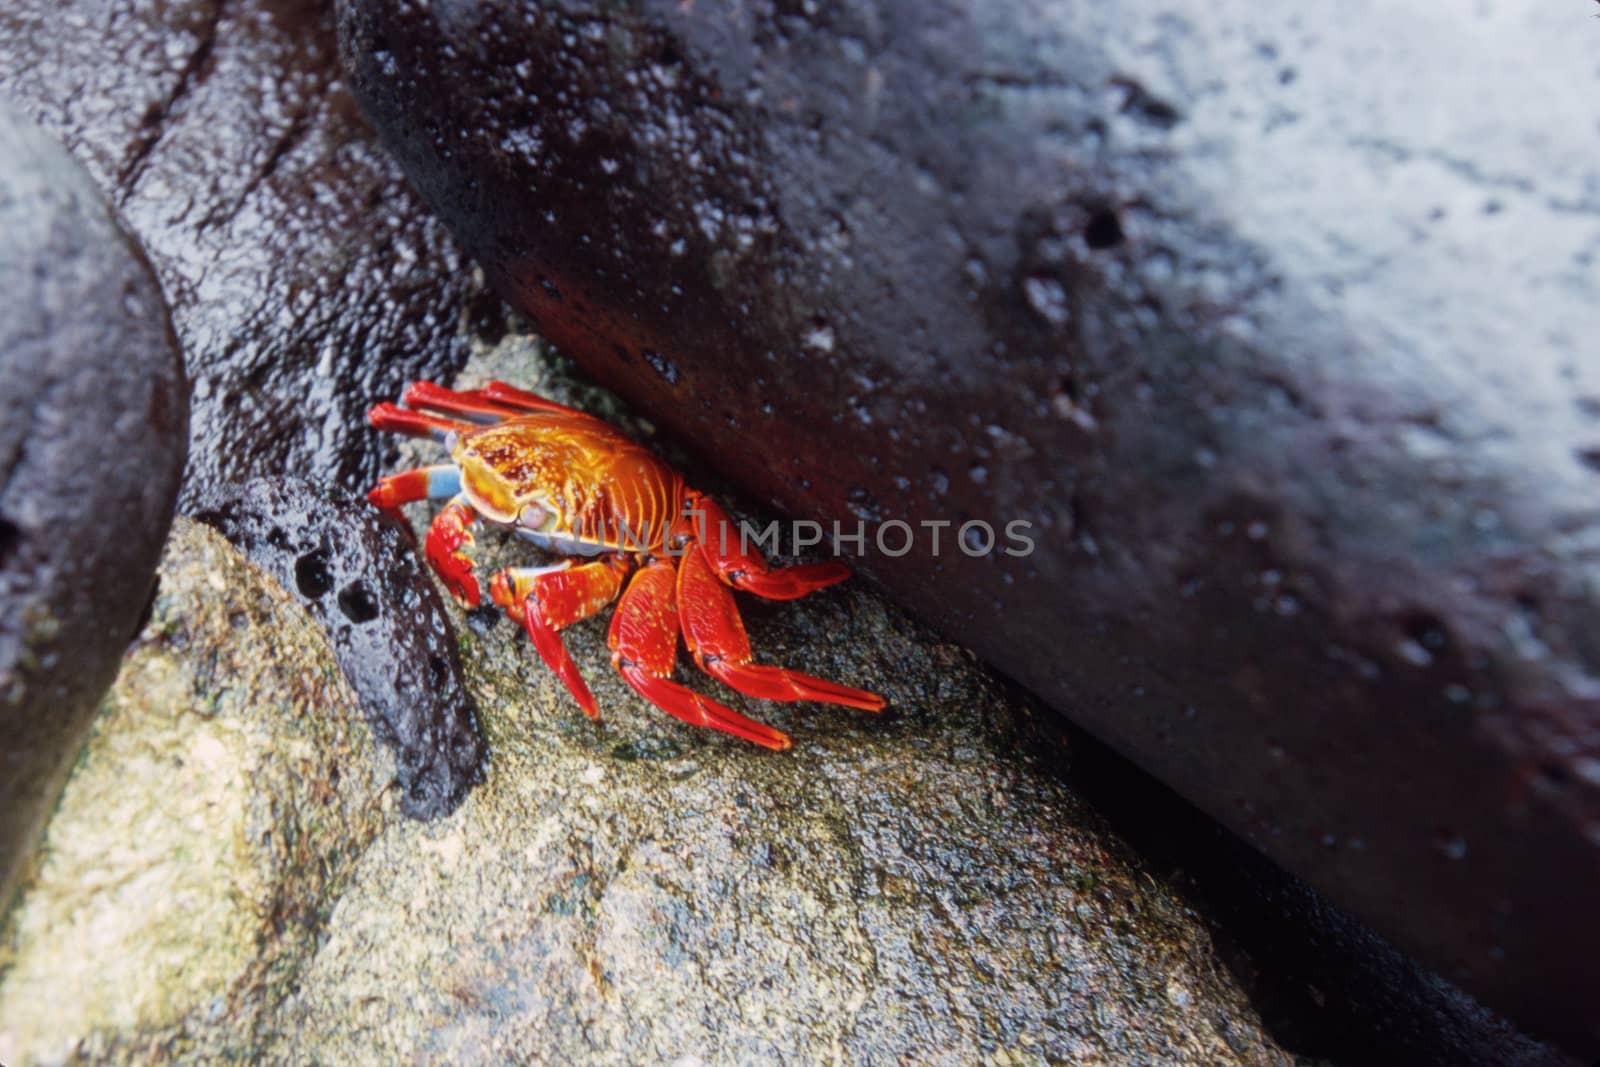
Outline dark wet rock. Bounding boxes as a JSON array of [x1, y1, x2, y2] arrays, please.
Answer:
[[0, 0, 483, 506], [0, 519, 393, 1058], [195, 478, 483, 819], [1072, 731, 1582, 1067], [0, 106, 187, 912], [338, 1, 1600, 1052]]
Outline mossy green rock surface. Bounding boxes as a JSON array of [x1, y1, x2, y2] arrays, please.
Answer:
[[0, 521, 391, 1063]]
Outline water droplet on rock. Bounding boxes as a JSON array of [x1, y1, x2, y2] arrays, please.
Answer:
[[1022, 275, 1070, 326], [643, 350, 679, 384]]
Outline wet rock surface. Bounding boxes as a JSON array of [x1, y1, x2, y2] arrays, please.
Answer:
[[0, 520, 393, 1063], [0, 0, 482, 504], [195, 478, 483, 819], [0, 105, 187, 910], [365, 325, 1582, 1067], [339, 0, 1600, 1050], [0, 525, 1296, 1067]]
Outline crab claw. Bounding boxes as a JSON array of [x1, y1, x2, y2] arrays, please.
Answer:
[[426, 499, 481, 606], [610, 560, 793, 750], [685, 492, 852, 600], [491, 559, 628, 720], [367, 465, 464, 530], [677, 546, 885, 713]]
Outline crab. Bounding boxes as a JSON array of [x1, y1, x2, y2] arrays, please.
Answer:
[[366, 379, 885, 750]]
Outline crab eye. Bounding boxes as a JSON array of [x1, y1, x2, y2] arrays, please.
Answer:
[[518, 504, 547, 530]]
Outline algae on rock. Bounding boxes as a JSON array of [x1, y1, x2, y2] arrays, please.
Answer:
[[0, 521, 394, 1064]]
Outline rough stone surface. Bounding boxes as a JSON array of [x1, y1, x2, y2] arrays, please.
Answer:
[[0, 520, 393, 1064], [0, 104, 188, 912], [194, 478, 484, 819], [374, 324, 1581, 1067], [0, 521, 1295, 1066], [338, 0, 1600, 1050], [0, 0, 484, 504]]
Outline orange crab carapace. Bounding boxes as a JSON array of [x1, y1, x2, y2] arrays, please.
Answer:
[[366, 379, 884, 750]]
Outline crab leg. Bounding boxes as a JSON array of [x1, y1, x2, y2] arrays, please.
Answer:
[[677, 545, 885, 712], [403, 380, 524, 423], [608, 560, 793, 750], [685, 492, 851, 601], [427, 497, 483, 606], [368, 402, 473, 442], [490, 557, 629, 717], [482, 380, 603, 420], [367, 464, 462, 511]]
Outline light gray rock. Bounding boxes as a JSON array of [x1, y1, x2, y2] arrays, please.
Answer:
[[0, 520, 391, 1065]]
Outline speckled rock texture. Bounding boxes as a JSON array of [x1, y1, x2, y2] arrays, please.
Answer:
[[337, 0, 1600, 1051], [0, 105, 187, 913], [0, 526, 1295, 1066], [0, 0, 483, 503], [195, 478, 484, 819], [0, 520, 393, 1065]]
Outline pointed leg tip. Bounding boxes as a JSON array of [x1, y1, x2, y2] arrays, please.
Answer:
[[804, 679, 886, 712], [734, 562, 852, 600], [796, 561, 852, 586], [737, 719, 793, 751], [700, 659, 886, 715]]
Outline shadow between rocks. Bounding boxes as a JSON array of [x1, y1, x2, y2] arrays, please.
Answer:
[[1002, 687, 1578, 1067]]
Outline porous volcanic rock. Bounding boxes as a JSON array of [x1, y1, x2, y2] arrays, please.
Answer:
[[338, 0, 1600, 1052], [195, 478, 484, 819], [0, 105, 187, 912]]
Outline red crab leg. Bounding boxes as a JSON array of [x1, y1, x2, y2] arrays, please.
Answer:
[[403, 380, 524, 423], [685, 492, 851, 600], [482, 380, 603, 420], [490, 557, 630, 718], [677, 545, 885, 712], [608, 560, 793, 750], [368, 402, 473, 442], [427, 498, 482, 606], [367, 464, 462, 511]]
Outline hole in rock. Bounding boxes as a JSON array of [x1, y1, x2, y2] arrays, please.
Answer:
[[337, 580, 380, 623], [1084, 208, 1125, 249], [294, 548, 333, 599]]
